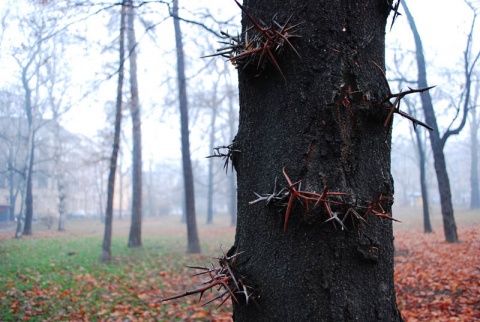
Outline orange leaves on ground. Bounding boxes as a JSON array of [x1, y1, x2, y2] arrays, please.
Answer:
[[394, 226, 480, 321]]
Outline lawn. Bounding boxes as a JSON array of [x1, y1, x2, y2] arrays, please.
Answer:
[[0, 208, 478, 321]]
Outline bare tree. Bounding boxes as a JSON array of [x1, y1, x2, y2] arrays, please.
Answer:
[[127, 0, 143, 248], [402, 0, 480, 242], [469, 73, 480, 209], [226, 84, 238, 226], [407, 101, 433, 232], [206, 81, 219, 225], [14, 33, 42, 236], [100, 0, 126, 262], [172, 0, 201, 253]]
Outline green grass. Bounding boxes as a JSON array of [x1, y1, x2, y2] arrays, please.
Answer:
[[0, 218, 236, 321]]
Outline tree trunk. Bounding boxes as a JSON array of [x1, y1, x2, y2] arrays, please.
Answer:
[[127, 0, 143, 248], [100, 1, 126, 262], [470, 92, 479, 209], [229, 171, 237, 227], [23, 132, 34, 236], [206, 103, 217, 225], [232, 1, 402, 320], [22, 63, 34, 236], [173, 0, 201, 254], [402, 1, 458, 242], [7, 150, 17, 222], [414, 127, 432, 232], [228, 87, 237, 227]]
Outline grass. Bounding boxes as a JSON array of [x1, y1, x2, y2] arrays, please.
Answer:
[[0, 216, 236, 321], [0, 208, 479, 321]]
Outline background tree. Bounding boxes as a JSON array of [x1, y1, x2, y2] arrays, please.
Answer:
[[404, 95, 433, 232], [127, 0, 143, 248], [14, 18, 44, 236], [100, 0, 126, 262], [469, 73, 479, 209], [389, 50, 433, 232], [172, 0, 201, 254], [402, 0, 479, 242], [232, 0, 402, 320]]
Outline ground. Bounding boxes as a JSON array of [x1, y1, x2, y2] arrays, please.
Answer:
[[0, 206, 478, 321]]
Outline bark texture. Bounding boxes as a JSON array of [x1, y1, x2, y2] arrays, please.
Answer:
[[173, 0, 201, 253], [232, 1, 402, 320]]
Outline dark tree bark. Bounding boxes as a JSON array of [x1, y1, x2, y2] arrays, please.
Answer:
[[173, 0, 201, 253], [403, 0, 479, 242], [127, 0, 143, 248], [232, 1, 402, 320], [100, 1, 126, 262]]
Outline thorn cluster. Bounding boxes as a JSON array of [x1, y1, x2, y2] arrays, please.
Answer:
[[206, 144, 241, 173], [250, 167, 401, 231], [203, 0, 303, 80], [372, 60, 435, 130], [161, 247, 255, 308]]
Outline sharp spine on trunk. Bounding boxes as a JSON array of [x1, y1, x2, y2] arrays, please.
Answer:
[[250, 167, 401, 232], [202, 0, 303, 80]]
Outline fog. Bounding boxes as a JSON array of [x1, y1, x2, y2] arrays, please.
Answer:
[[0, 0, 478, 224]]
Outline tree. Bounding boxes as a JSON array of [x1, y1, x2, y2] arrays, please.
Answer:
[[389, 50, 433, 232], [227, 84, 238, 227], [127, 0, 143, 248], [413, 121, 432, 232], [100, 0, 126, 263], [206, 81, 219, 225], [230, 0, 403, 320], [172, 0, 201, 254], [0, 91, 24, 223], [403, 0, 479, 242], [15, 32, 41, 236], [470, 74, 480, 209], [405, 97, 432, 232]]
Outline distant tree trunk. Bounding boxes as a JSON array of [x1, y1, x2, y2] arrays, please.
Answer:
[[414, 127, 432, 232], [229, 171, 237, 227], [127, 0, 143, 248], [403, 1, 458, 242], [470, 86, 479, 209], [119, 149, 124, 219], [228, 88, 237, 227], [100, 1, 126, 262], [173, 0, 201, 253], [21, 61, 35, 236], [54, 121, 67, 232], [7, 147, 19, 222], [405, 100, 432, 232], [57, 183, 66, 231], [206, 101, 217, 225], [23, 129, 34, 236], [233, 1, 402, 320]]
